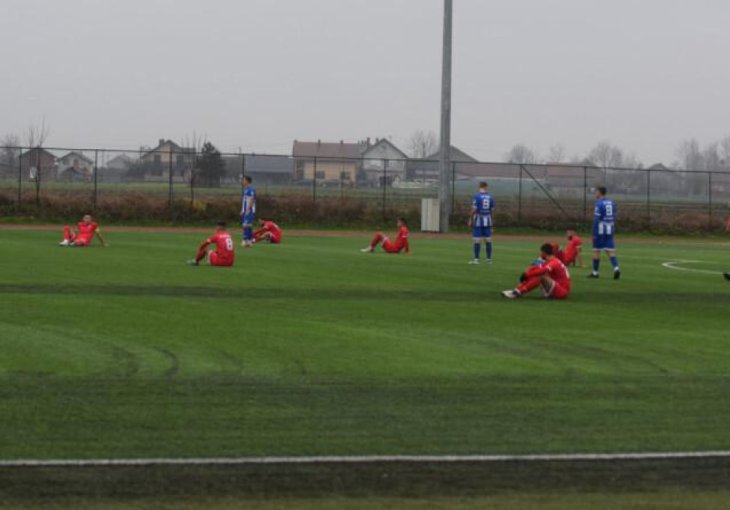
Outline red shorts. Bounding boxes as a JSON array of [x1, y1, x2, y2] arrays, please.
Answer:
[[382, 238, 402, 254], [547, 281, 570, 300], [269, 236, 281, 244], [73, 237, 91, 247], [209, 251, 233, 267]]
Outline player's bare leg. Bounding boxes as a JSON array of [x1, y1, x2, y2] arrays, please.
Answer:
[[361, 233, 384, 253], [187, 247, 208, 266], [59, 225, 75, 246]]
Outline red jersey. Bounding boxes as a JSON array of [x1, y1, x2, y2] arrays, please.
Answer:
[[393, 225, 410, 253], [207, 232, 235, 263], [261, 221, 282, 242], [526, 257, 571, 292], [76, 221, 99, 242]]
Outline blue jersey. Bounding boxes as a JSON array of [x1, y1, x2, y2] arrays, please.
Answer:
[[593, 197, 616, 236], [471, 192, 494, 227], [242, 186, 257, 215]]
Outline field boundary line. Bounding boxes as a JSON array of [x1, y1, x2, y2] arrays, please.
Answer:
[[3, 451, 730, 467], [662, 259, 722, 275]]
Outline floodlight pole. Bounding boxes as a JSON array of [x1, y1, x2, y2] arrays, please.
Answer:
[[438, 0, 453, 232]]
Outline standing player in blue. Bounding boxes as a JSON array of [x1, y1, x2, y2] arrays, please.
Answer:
[[468, 181, 495, 264], [588, 186, 620, 279], [240, 175, 256, 248]]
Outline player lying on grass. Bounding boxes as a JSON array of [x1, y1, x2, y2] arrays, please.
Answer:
[[187, 222, 235, 267], [253, 219, 282, 244], [553, 228, 583, 267], [501, 243, 572, 300], [361, 217, 410, 255], [59, 214, 107, 247]]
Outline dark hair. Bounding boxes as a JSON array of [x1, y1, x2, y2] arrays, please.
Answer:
[[398, 217, 408, 226], [597, 186, 607, 195], [216, 221, 227, 228], [566, 226, 576, 231], [243, 175, 252, 184], [479, 181, 488, 188], [540, 242, 554, 255]]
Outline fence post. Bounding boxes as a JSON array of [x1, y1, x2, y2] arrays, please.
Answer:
[[451, 161, 456, 212], [583, 166, 588, 220], [190, 149, 197, 208], [168, 150, 174, 222], [708, 171, 713, 230], [34, 147, 41, 207], [517, 164, 523, 222], [646, 168, 651, 230], [312, 157, 317, 206], [382, 159, 387, 219], [93, 150, 99, 212], [17, 148, 22, 208]]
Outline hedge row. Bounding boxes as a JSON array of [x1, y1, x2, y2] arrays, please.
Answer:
[[0, 190, 726, 234]]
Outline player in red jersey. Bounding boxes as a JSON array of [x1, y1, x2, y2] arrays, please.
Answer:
[[187, 222, 235, 267], [59, 214, 107, 247], [253, 219, 283, 244], [502, 243, 572, 299], [361, 217, 410, 255], [554, 228, 583, 267]]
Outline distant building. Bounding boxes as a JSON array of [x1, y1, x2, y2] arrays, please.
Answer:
[[57, 151, 94, 182], [360, 138, 408, 186], [140, 139, 193, 181], [243, 154, 293, 186], [19, 148, 56, 182], [102, 153, 134, 183], [406, 145, 478, 181], [292, 140, 367, 184]]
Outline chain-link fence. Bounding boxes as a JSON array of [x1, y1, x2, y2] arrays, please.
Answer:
[[1, 144, 729, 232]]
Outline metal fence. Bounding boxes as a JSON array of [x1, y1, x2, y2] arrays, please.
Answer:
[[1, 145, 729, 231]]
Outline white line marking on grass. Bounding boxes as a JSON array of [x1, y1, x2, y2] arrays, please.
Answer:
[[2, 451, 730, 467], [662, 260, 722, 275]]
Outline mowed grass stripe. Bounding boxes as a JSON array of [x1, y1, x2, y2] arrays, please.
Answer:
[[0, 230, 729, 459]]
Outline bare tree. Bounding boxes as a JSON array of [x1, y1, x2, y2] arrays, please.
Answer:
[[675, 138, 703, 171], [719, 135, 730, 170], [547, 143, 566, 163], [0, 134, 21, 178], [703, 142, 722, 172], [180, 132, 208, 203], [406, 130, 438, 159], [587, 140, 624, 169], [25, 119, 51, 205], [504, 143, 538, 164]]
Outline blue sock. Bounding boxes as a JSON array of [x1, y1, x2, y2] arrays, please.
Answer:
[[592, 259, 600, 273], [486, 242, 492, 260], [473, 243, 481, 260], [244, 227, 252, 241], [610, 256, 619, 270]]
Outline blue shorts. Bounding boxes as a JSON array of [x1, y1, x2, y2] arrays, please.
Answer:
[[593, 234, 615, 250], [241, 212, 255, 226], [472, 226, 492, 239]]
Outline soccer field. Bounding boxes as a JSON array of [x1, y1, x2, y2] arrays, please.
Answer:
[[1, 228, 730, 462]]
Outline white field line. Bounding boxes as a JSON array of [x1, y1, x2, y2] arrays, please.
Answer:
[[2, 451, 730, 468], [661, 260, 722, 275]]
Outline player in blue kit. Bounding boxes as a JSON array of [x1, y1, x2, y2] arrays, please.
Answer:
[[241, 175, 256, 248], [588, 186, 620, 279], [468, 181, 495, 265]]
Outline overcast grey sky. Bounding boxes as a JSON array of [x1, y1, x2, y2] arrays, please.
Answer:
[[1, 0, 729, 163]]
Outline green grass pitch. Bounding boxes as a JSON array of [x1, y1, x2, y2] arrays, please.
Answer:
[[1, 229, 729, 461]]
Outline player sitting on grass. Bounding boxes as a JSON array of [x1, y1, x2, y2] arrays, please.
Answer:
[[361, 217, 410, 255], [554, 228, 583, 267], [253, 219, 282, 244], [187, 222, 235, 267], [59, 214, 107, 247], [502, 243, 571, 300]]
